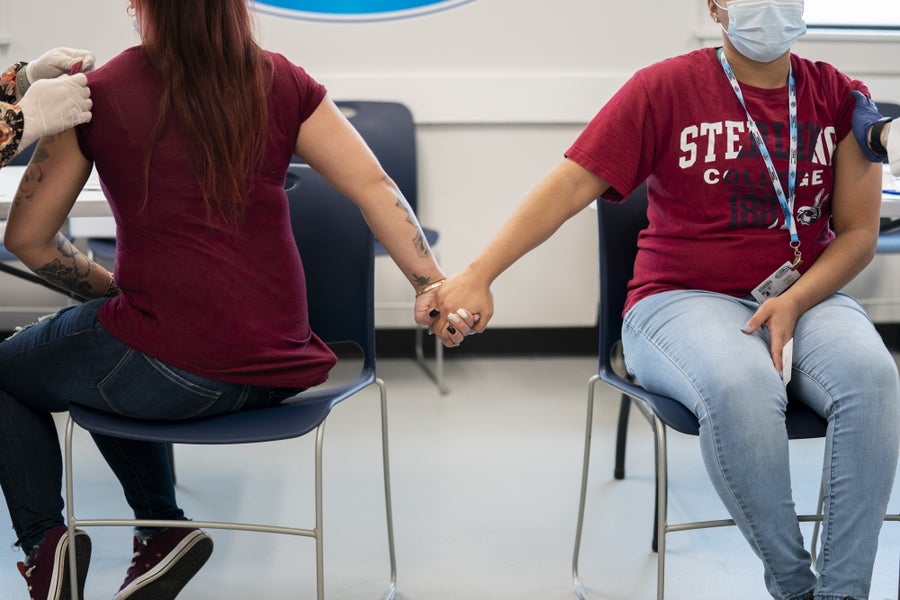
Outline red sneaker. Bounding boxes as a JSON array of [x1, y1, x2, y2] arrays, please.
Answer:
[[16, 525, 91, 600], [113, 527, 213, 600]]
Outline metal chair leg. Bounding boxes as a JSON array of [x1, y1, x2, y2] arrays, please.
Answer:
[[314, 422, 326, 600], [654, 418, 669, 600], [376, 378, 397, 600], [572, 374, 600, 600], [64, 416, 81, 600], [414, 328, 448, 394], [167, 442, 176, 485], [614, 394, 631, 480]]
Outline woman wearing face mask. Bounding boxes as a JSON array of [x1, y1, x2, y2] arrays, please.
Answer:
[[433, 1, 896, 598], [1, 48, 93, 167]]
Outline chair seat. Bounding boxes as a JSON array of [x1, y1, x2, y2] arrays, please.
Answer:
[[600, 369, 827, 439], [68, 372, 374, 445]]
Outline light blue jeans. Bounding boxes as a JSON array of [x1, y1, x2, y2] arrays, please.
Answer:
[[622, 290, 900, 600]]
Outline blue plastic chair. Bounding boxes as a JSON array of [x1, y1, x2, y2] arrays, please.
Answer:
[[571, 184, 833, 600], [63, 163, 397, 600]]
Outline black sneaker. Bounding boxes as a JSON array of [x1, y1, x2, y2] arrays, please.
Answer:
[[16, 525, 91, 600], [113, 527, 213, 600]]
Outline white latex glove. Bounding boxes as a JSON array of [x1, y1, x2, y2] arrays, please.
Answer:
[[18, 73, 92, 148], [25, 47, 95, 84]]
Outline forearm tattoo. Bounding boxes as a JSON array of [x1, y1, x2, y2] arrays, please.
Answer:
[[393, 197, 430, 259], [34, 234, 99, 297], [10, 135, 112, 298]]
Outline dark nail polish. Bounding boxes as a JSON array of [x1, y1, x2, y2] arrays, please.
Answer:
[[429, 309, 439, 318], [447, 326, 457, 335]]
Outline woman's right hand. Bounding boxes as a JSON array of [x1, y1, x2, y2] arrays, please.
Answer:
[[18, 74, 92, 147], [431, 266, 495, 345]]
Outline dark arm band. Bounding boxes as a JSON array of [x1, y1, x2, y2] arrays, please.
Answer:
[[871, 117, 894, 158]]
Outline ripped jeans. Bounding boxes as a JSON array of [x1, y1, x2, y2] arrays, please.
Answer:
[[0, 299, 301, 556], [622, 290, 900, 600]]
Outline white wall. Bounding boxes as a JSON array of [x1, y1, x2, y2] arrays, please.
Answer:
[[2, 0, 898, 328]]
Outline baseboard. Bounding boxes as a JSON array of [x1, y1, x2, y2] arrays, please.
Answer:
[[375, 327, 599, 359]]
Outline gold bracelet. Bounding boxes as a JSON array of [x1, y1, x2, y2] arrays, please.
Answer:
[[415, 279, 445, 297]]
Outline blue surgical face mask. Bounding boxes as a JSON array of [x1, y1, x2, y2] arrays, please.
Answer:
[[714, 0, 807, 63]]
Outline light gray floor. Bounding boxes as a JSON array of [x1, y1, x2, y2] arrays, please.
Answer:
[[1, 356, 899, 600]]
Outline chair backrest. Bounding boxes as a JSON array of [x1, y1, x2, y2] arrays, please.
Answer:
[[334, 100, 419, 213], [596, 184, 649, 375], [285, 163, 376, 367]]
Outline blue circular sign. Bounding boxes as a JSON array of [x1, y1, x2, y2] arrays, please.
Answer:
[[253, 0, 476, 22]]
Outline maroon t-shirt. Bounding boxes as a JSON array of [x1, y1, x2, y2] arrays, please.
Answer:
[[77, 47, 337, 388], [566, 48, 866, 314]]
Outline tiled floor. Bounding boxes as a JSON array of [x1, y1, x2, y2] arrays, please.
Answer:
[[0, 355, 898, 599]]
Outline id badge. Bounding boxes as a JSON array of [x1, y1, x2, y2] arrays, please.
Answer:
[[751, 261, 800, 303]]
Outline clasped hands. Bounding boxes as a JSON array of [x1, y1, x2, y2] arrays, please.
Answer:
[[414, 267, 493, 348]]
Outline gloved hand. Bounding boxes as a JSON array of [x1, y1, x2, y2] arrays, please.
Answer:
[[851, 90, 887, 162], [24, 48, 95, 85], [18, 73, 92, 148]]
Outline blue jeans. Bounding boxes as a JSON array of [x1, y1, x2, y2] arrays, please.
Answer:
[[622, 290, 900, 600], [0, 299, 302, 556]]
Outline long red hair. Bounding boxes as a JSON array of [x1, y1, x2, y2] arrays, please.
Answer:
[[136, 0, 273, 223]]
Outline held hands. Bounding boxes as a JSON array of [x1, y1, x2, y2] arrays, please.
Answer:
[[18, 74, 92, 148], [427, 267, 494, 347], [850, 90, 887, 163], [414, 285, 479, 347], [25, 48, 95, 84]]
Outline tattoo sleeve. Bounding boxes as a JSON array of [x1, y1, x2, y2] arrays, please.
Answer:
[[33, 234, 105, 298]]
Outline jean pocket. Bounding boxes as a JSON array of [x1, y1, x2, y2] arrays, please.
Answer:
[[98, 349, 222, 420]]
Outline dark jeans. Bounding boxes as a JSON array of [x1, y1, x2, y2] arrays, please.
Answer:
[[0, 298, 300, 555]]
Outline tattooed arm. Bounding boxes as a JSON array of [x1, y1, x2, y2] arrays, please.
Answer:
[[293, 97, 471, 344], [4, 129, 118, 299], [295, 97, 443, 291]]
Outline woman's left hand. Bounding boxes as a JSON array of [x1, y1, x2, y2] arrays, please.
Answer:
[[741, 294, 803, 375]]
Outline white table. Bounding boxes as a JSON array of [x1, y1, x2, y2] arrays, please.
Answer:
[[0, 166, 115, 239], [0, 166, 112, 219], [880, 164, 900, 218]]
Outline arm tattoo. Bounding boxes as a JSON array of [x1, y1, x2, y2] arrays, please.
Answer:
[[12, 136, 53, 208], [33, 234, 97, 297], [393, 197, 431, 259]]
